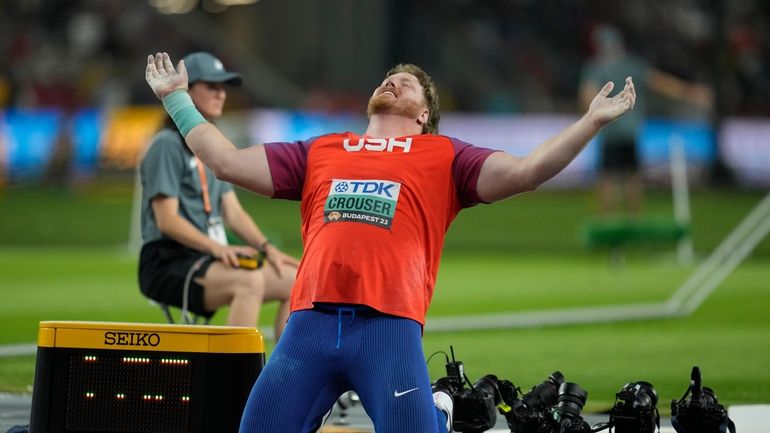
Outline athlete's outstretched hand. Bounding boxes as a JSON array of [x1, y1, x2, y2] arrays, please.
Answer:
[[586, 77, 636, 128], [145, 52, 188, 100]]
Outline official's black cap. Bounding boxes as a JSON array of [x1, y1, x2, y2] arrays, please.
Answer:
[[183, 51, 242, 86]]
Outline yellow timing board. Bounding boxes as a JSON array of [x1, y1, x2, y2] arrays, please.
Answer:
[[30, 321, 265, 433]]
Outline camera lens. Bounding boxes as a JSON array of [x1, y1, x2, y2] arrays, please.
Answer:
[[633, 381, 658, 408], [549, 371, 565, 385], [522, 371, 564, 410], [556, 382, 587, 422], [702, 387, 719, 405], [473, 374, 500, 405], [496, 379, 518, 408]]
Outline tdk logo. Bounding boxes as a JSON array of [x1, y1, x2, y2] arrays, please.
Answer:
[[104, 331, 160, 347], [335, 181, 396, 197], [343, 137, 412, 153], [330, 179, 401, 200]]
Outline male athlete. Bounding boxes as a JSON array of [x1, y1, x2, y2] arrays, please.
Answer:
[[146, 52, 635, 433]]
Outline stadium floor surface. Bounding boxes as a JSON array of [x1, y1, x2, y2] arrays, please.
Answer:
[[1, 392, 680, 433]]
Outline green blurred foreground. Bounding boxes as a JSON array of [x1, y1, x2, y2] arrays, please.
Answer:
[[0, 182, 768, 410]]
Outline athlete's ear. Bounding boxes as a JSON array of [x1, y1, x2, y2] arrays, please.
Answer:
[[417, 108, 429, 127]]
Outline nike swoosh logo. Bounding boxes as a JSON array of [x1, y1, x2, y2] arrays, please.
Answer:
[[393, 387, 419, 397]]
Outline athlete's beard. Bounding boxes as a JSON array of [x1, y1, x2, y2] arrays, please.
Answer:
[[367, 93, 423, 120]]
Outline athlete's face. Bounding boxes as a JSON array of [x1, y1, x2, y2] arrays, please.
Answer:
[[367, 72, 429, 126], [189, 81, 227, 120]]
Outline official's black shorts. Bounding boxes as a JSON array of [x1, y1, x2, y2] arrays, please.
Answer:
[[600, 138, 639, 174], [139, 239, 216, 318]]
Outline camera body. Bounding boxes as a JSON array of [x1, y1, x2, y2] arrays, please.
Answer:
[[671, 367, 735, 433], [432, 353, 499, 433], [609, 381, 659, 433], [501, 375, 593, 433], [500, 371, 563, 433], [453, 375, 500, 432], [432, 347, 674, 433]]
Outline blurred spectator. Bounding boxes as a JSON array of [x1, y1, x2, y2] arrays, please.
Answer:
[[0, 126, 6, 191], [579, 24, 713, 216], [43, 114, 76, 189], [0, 0, 769, 186], [0, 0, 768, 116], [723, 21, 770, 115], [0, 73, 9, 107]]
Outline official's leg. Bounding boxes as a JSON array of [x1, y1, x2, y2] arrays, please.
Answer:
[[138, 241, 217, 320], [624, 141, 643, 216], [598, 174, 617, 215], [198, 262, 265, 326], [626, 171, 643, 215], [260, 262, 296, 340], [598, 143, 618, 216]]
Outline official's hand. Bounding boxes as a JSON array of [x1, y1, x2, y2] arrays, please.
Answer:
[[211, 244, 259, 268], [263, 244, 300, 277], [587, 77, 636, 128], [145, 52, 189, 100]]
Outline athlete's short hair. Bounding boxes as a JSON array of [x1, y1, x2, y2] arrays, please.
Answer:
[[386, 64, 440, 134]]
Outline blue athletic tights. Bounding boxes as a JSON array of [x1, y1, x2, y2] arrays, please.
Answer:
[[239, 307, 449, 433]]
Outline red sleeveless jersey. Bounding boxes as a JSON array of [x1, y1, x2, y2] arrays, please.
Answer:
[[264, 132, 494, 325]]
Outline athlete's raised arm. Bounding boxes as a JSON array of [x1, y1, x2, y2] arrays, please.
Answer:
[[476, 77, 636, 203], [145, 52, 274, 197]]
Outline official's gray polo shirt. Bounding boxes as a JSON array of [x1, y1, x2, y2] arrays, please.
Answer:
[[139, 128, 233, 244]]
